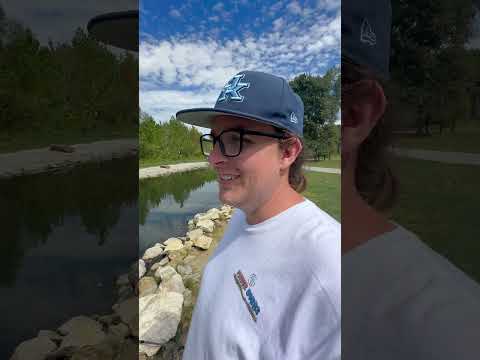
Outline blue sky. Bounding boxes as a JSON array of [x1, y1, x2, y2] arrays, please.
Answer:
[[140, 0, 341, 123]]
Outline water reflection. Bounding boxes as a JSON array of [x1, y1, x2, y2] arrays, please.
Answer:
[[0, 157, 138, 358], [139, 169, 221, 253]]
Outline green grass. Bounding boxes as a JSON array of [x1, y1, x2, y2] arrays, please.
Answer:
[[303, 171, 340, 221], [391, 156, 480, 282], [394, 127, 480, 153], [305, 153, 341, 168], [139, 156, 206, 168]]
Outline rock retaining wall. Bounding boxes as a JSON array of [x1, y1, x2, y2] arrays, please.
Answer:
[[10, 205, 233, 360]]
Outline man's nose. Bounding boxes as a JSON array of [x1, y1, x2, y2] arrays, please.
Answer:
[[208, 141, 226, 166]]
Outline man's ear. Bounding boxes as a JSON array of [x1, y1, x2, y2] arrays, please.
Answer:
[[342, 79, 386, 149], [279, 137, 302, 169]]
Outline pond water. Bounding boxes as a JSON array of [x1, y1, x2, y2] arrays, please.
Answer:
[[0, 157, 138, 359], [139, 169, 221, 255]]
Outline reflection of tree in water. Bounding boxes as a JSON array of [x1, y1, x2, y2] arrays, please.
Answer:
[[139, 169, 217, 225], [0, 157, 138, 286]]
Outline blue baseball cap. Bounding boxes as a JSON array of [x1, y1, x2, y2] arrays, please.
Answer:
[[176, 71, 304, 137], [342, 0, 392, 79]]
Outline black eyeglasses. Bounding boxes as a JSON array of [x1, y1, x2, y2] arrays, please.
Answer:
[[200, 128, 288, 157]]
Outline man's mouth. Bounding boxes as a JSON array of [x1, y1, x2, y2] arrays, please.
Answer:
[[219, 174, 240, 183]]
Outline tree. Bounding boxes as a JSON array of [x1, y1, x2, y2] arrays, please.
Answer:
[[289, 68, 340, 158]]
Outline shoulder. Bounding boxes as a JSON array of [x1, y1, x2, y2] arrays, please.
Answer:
[[293, 200, 341, 317]]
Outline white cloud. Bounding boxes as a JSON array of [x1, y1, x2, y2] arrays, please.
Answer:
[[286, 1, 302, 15], [273, 17, 285, 31], [316, 0, 341, 12], [169, 8, 181, 18], [212, 2, 224, 12]]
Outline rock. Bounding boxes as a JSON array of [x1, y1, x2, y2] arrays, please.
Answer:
[[139, 292, 183, 351], [138, 259, 146, 278], [97, 314, 120, 326], [116, 339, 138, 360], [117, 285, 133, 301], [158, 274, 185, 295], [187, 228, 203, 242], [158, 257, 170, 266], [168, 247, 188, 262], [177, 264, 192, 276], [183, 288, 193, 307], [49, 144, 75, 153], [113, 297, 139, 337], [108, 323, 130, 339], [184, 241, 194, 248], [57, 316, 106, 350], [154, 265, 177, 282], [194, 235, 213, 250], [11, 336, 57, 360], [183, 255, 196, 264], [139, 343, 161, 358], [139, 352, 148, 360], [138, 276, 158, 297], [193, 213, 205, 223], [179, 236, 187, 241], [37, 330, 63, 342], [150, 261, 162, 272], [142, 244, 164, 261], [196, 219, 215, 233], [163, 238, 184, 252], [206, 208, 221, 220], [116, 273, 130, 287]]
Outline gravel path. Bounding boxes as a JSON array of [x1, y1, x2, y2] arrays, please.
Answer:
[[139, 162, 209, 179], [391, 148, 480, 166], [0, 139, 137, 179]]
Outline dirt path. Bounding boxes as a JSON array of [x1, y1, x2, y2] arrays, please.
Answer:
[[0, 139, 137, 179]]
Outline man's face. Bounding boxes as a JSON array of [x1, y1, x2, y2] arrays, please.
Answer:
[[208, 116, 283, 212]]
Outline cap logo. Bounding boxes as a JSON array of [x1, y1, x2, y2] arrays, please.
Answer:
[[290, 112, 298, 123], [217, 74, 250, 103], [360, 18, 376, 46]]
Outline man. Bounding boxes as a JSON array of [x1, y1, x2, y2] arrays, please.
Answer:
[[342, 1, 480, 359], [176, 70, 341, 360]]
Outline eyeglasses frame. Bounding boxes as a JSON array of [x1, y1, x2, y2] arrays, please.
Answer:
[[199, 128, 289, 158]]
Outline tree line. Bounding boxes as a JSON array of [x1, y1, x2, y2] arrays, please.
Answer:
[[0, 7, 138, 151]]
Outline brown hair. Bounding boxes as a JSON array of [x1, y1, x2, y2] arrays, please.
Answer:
[[342, 57, 398, 211], [275, 128, 307, 193]]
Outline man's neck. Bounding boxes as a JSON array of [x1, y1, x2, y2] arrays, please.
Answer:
[[245, 183, 304, 225], [342, 174, 396, 254]]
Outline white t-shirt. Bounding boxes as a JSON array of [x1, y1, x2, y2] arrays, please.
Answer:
[[343, 224, 480, 360], [182, 199, 341, 360]]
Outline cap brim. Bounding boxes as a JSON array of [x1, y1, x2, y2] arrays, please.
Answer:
[[87, 11, 138, 51], [176, 108, 282, 130]]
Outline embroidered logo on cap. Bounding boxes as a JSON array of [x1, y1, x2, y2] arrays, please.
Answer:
[[290, 112, 298, 123], [234, 270, 260, 322], [217, 74, 250, 103], [360, 18, 376, 46]]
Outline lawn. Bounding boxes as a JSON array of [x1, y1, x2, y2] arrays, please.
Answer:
[[390, 156, 480, 282], [303, 171, 340, 221], [393, 127, 480, 153]]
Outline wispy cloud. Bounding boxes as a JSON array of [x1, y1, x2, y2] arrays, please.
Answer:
[[169, 8, 181, 18]]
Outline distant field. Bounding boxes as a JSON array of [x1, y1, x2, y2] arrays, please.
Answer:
[[393, 127, 480, 153]]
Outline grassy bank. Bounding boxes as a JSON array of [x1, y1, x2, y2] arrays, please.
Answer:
[[303, 171, 340, 221], [391, 156, 480, 281], [305, 153, 341, 169]]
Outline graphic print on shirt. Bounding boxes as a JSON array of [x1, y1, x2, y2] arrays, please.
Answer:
[[234, 270, 261, 322]]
